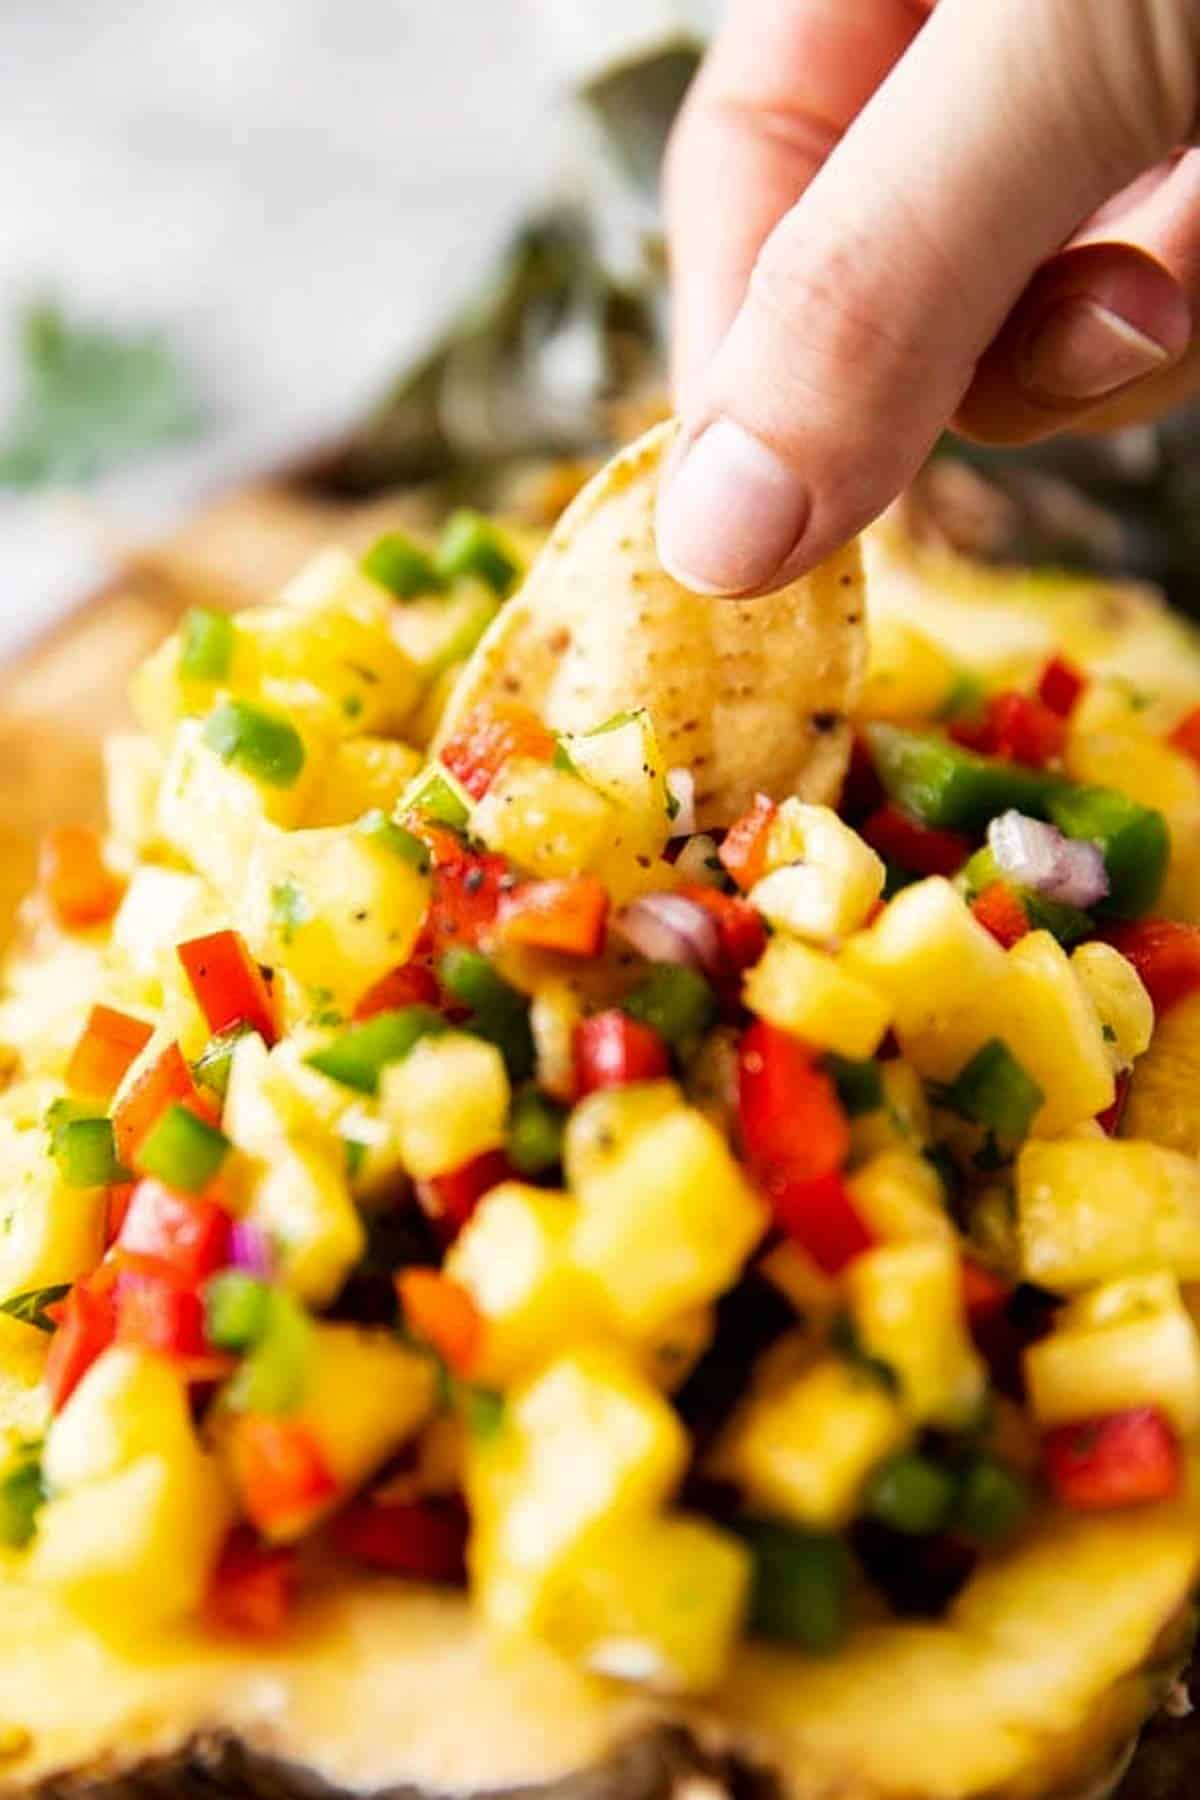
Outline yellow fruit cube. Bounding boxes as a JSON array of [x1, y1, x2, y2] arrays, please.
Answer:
[[542, 1513, 750, 1694], [570, 1106, 767, 1336], [0, 1122, 106, 1320], [380, 1032, 509, 1179], [446, 1184, 607, 1385], [292, 1325, 436, 1504], [471, 757, 615, 878], [558, 709, 668, 827], [530, 979, 585, 1102], [303, 737, 424, 827], [720, 1357, 909, 1530], [1000, 931, 1114, 1135], [759, 1242, 840, 1327], [637, 1306, 715, 1394], [1124, 989, 1200, 1155], [1070, 940, 1154, 1071], [860, 617, 959, 724], [750, 800, 884, 941], [110, 865, 223, 990], [1025, 1273, 1200, 1436], [239, 822, 430, 1012], [1018, 1138, 1200, 1290], [849, 1058, 931, 1160], [247, 1141, 366, 1305], [562, 1081, 683, 1191], [103, 733, 164, 857], [468, 1345, 688, 1634], [743, 937, 891, 1060], [848, 1239, 986, 1428], [43, 1348, 197, 1494], [389, 581, 500, 682], [848, 1150, 953, 1245], [842, 878, 1006, 1081]]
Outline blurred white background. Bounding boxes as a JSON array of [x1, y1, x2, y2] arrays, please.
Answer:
[[0, 0, 712, 655]]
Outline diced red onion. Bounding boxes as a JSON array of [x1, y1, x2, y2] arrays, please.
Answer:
[[229, 1219, 273, 1279], [665, 767, 696, 838], [987, 810, 1109, 909], [613, 892, 721, 973]]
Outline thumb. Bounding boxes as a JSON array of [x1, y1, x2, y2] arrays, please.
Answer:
[[656, 0, 1199, 596]]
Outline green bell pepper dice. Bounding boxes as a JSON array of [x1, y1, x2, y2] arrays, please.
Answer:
[[865, 724, 1060, 831], [1047, 784, 1168, 918]]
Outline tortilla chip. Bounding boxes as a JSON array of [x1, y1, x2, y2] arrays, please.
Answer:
[[438, 422, 866, 827]]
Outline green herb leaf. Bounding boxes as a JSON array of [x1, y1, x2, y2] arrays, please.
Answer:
[[0, 302, 201, 490], [0, 1446, 45, 1548], [0, 1284, 70, 1334]]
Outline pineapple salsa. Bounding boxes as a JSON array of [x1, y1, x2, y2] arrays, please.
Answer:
[[6, 507, 1200, 1700]]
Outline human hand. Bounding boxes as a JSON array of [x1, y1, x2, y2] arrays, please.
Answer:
[[656, 0, 1200, 596]]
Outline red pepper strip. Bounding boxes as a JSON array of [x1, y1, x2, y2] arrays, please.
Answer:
[[112, 1043, 218, 1171], [331, 1495, 468, 1584], [496, 876, 609, 958], [1037, 656, 1086, 719], [762, 1168, 875, 1275], [354, 960, 440, 1022], [66, 1005, 154, 1103], [409, 824, 511, 959], [1044, 1408, 1182, 1511], [231, 1416, 340, 1538], [1101, 918, 1200, 1014], [397, 1270, 482, 1378], [1097, 1067, 1132, 1137], [439, 702, 556, 801], [114, 1262, 209, 1358], [44, 1277, 117, 1413], [39, 825, 124, 930], [717, 794, 777, 892], [970, 881, 1030, 948], [177, 931, 279, 1045], [860, 804, 972, 878], [116, 1178, 231, 1285], [738, 1020, 850, 1183], [575, 1010, 671, 1096], [675, 884, 767, 974], [204, 1528, 298, 1637], [951, 692, 1066, 767], [415, 1149, 511, 1246]]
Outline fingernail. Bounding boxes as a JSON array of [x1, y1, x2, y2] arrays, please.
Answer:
[[1019, 297, 1173, 402], [657, 419, 809, 595]]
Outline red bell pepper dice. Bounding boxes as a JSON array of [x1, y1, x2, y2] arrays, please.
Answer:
[[232, 1416, 340, 1537], [117, 1179, 231, 1285], [66, 1005, 154, 1102], [675, 884, 767, 974], [112, 1043, 217, 1170], [1169, 705, 1200, 766], [496, 876, 609, 958], [737, 1019, 851, 1183], [861, 804, 972, 878], [354, 960, 441, 1022], [439, 702, 556, 801], [1102, 918, 1200, 1014], [416, 832, 510, 959], [960, 1259, 1012, 1327], [39, 825, 124, 931], [331, 1495, 468, 1584], [1044, 1408, 1182, 1511], [718, 795, 778, 892], [574, 1010, 671, 1095], [114, 1264, 209, 1358], [415, 1148, 511, 1245], [970, 881, 1030, 948], [205, 1528, 297, 1636], [1037, 656, 1086, 719], [177, 931, 279, 1045], [397, 1270, 482, 1377], [44, 1278, 118, 1413], [763, 1168, 875, 1275]]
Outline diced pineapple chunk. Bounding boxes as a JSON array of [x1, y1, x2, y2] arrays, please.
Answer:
[[562, 1081, 683, 1191], [848, 1149, 953, 1244], [1070, 940, 1154, 1071], [759, 1242, 840, 1327], [32, 1451, 231, 1634], [559, 709, 668, 823], [750, 800, 884, 941], [570, 1105, 767, 1337], [380, 1033, 509, 1179], [1001, 931, 1114, 1135], [849, 1058, 931, 1160], [471, 757, 615, 878], [860, 617, 959, 724], [848, 1239, 986, 1428], [103, 733, 164, 857], [289, 1325, 436, 1512], [110, 866, 224, 988], [303, 737, 424, 827], [239, 823, 429, 1012], [1124, 989, 1200, 1154], [529, 979, 585, 1102], [247, 1141, 365, 1305], [1018, 1138, 1200, 1289], [1025, 1272, 1200, 1436], [842, 878, 1006, 1081], [0, 1122, 106, 1325], [390, 582, 500, 682], [743, 937, 891, 1060], [467, 1345, 688, 1634], [542, 1513, 750, 1694], [637, 1305, 715, 1394], [446, 1184, 607, 1385], [43, 1348, 198, 1494], [720, 1356, 909, 1530]]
